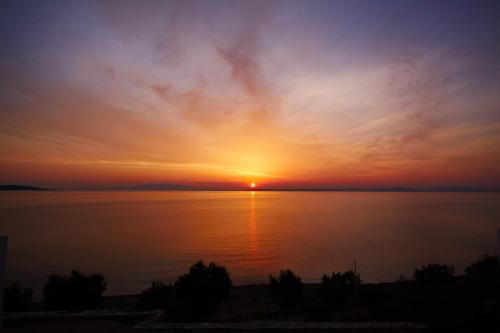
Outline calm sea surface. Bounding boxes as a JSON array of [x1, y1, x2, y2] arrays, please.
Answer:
[[1, 191, 499, 296]]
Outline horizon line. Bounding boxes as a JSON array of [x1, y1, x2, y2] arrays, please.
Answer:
[[1, 184, 499, 193]]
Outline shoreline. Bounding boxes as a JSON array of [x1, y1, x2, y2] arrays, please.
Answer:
[[17, 279, 464, 313], [4, 272, 497, 331]]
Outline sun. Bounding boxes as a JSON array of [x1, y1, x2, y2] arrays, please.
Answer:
[[250, 182, 256, 188]]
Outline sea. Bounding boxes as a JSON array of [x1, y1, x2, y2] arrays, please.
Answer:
[[1, 191, 499, 296]]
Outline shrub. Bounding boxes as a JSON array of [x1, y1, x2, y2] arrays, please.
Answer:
[[269, 269, 304, 312], [43, 270, 107, 310], [414, 264, 454, 285], [138, 281, 174, 310], [319, 270, 360, 305], [3, 283, 33, 311], [172, 261, 232, 321], [465, 255, 500, 281], [465, 255, 500, 301]]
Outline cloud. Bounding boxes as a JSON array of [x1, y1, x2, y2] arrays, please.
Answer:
[[1, 1, 500, 187]]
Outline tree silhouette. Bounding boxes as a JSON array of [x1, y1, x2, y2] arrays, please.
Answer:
[[269, 269, 304, 312], [414, 264, 454, 286], [138, 280, 174, 310], [320, 270, 360, 305], [43, 270, 106, 310], [172, 261, 232, 321]]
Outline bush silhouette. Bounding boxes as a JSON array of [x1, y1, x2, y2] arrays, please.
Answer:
[[171, 261, 232, 321], [3, 283, 33, 311], [269, 269, 304, 312], [319, 270, 360, 305], [465, 255, 500, 281], [43, 270, 107, 310], [138, 281, 174, 310], [465, 255, 500, 301], [414, 264, 454, 286]]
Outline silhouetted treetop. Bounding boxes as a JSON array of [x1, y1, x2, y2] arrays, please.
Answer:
[[172, 261, 232, 321], [269, 269, 304, 312], [43, 270, 106, 310]]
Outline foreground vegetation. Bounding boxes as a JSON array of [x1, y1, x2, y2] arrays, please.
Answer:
[[3, 255, 500, 331], [138, 261, 232, 321]]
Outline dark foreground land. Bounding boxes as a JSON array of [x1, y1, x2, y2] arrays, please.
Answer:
[[3, 319, 136, 333], [4, 256, 500, 332], [4, 321, 427, 333], [3, 280, 498, 332]]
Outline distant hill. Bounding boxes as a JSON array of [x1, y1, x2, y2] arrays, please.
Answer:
[[0, 185, 49, 191]]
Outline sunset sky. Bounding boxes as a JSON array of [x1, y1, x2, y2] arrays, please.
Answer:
[[1, 0, 499, 189]]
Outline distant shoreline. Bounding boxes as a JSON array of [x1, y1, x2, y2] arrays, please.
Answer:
[[0, 185, 50, 191], [1, 184, 499, 193]]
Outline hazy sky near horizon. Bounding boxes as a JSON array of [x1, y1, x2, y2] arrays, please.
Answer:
[[1, 0, 499, 189]]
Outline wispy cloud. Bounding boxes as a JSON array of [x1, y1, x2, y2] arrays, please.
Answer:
[[0, 0, 499, 188]]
